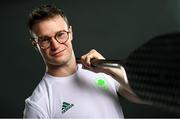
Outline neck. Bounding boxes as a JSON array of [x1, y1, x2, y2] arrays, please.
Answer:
[[46, 57, 77, 77]]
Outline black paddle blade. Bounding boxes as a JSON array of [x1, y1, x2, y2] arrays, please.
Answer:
[[125, 33, 180, 113]]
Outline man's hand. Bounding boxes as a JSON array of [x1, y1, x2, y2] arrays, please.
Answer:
[[80, 49, 107, 73]]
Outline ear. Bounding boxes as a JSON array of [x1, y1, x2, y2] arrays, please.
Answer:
[[32, 40, 39, 51]]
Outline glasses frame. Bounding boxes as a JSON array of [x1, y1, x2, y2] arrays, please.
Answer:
[[32, 30, 70, 49]]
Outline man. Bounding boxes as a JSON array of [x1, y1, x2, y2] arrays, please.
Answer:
[[24, 4, 142, 118]]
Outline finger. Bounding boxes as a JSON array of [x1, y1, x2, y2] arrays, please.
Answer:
[[85, 54, 95, 67], [80, 49, 105, 68], [81, 50, 96, 67], [80, 55, 89, 68]]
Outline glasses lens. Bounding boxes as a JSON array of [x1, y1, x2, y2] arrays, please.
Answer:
[[38, 36, 50, 49], [55, 31, 69, 43]]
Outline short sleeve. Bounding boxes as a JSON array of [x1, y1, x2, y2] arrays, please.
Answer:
[[23, 98, 47, 118]]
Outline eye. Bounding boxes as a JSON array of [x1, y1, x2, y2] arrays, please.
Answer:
[[38, 36, 49, 42], [56, 31, 66, 39], [38, 36, 50, 43]]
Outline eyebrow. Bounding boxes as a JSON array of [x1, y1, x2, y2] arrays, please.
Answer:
[[37, 30, 68, 38]]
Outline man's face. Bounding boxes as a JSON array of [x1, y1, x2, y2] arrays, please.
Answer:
[[31, 15, 74, 67]]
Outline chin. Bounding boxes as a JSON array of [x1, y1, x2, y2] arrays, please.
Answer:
[[48, 58, 68, 67]]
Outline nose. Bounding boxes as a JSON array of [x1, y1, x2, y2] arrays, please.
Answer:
[[50, 37, 60, 50]]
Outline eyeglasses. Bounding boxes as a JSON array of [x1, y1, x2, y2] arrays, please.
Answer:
[[32, 30, 70, 49]]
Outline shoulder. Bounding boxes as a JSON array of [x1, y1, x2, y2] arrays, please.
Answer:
[[28, 77, 48, 102]]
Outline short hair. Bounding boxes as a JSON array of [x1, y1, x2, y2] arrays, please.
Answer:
[[28, 4, 70, 31]]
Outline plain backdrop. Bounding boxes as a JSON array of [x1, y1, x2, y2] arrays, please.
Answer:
[[0, 0, 180, 117]]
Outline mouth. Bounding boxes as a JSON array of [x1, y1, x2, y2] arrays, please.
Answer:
[[51, 49, 66, 57]]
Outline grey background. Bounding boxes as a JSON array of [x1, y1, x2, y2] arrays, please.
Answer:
[[0, 0, 180, 117]]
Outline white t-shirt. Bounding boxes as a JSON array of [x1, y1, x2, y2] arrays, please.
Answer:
[[23, 64, 124, 118]]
